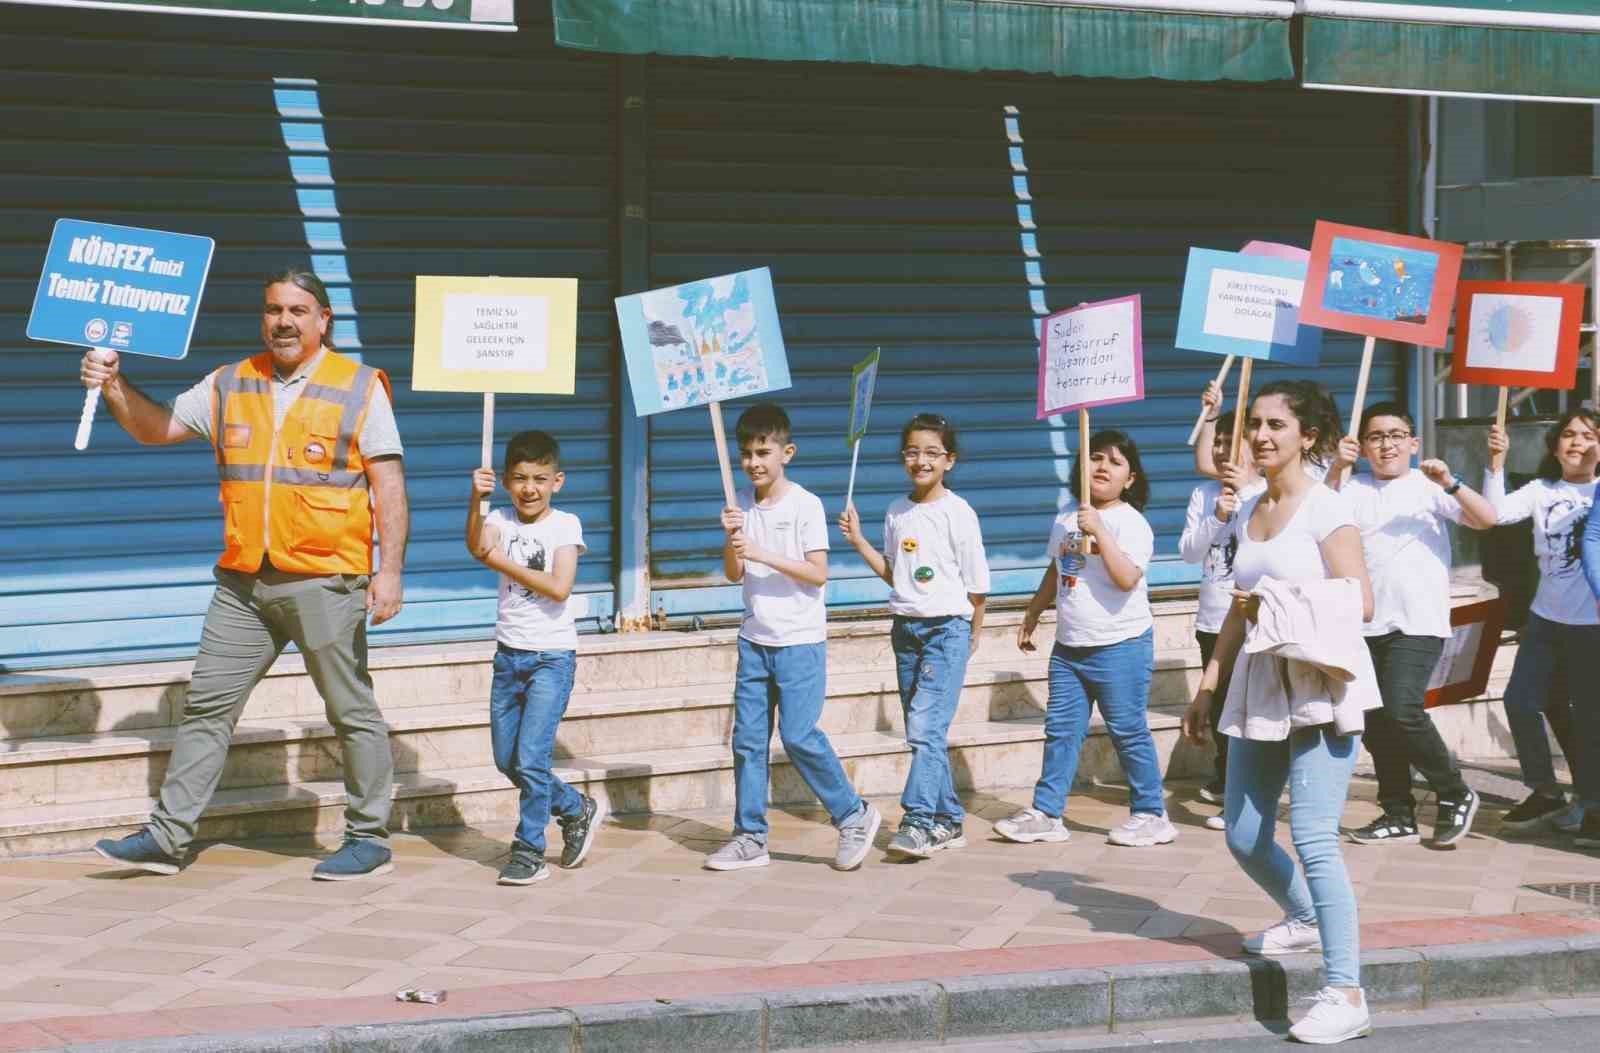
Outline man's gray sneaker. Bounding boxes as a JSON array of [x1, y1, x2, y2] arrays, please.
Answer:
[[1106, 812, 1178, 847], [704, 833, 770, 871], [93, 829, 180, 876], [559, 794, 606, 869], [312, 838, 394, 882], [930, 822, 967, 852], [498, 846, 550, 886], [833, 803, 881, 871], [886, 822, 935, 860], [993, 808, 1071, 844]]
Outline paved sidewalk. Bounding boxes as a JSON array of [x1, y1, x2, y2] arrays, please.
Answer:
[[0, 770, 1595, 1047]]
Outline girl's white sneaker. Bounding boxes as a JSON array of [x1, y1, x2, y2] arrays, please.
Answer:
[[1289, 986, 1371, 1044], [1242, 915, 1322, 956]]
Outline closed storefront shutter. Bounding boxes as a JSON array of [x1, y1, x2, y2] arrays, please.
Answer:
[[0, 2, 618, 669], [644, 59, 1408, 616]]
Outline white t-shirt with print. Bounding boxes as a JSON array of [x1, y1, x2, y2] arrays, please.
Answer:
[[486, 507, 586, 650], [1231, 483, 1356, 592], [1484, 470, 1598, 626], [737, 483, 829, 646], [1050, 501, 1155, 647], [1180, 478, 1267, 634], [884, 491, 992, 619], [1343, 470, 1462, 639]]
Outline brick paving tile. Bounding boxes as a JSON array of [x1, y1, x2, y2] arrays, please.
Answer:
[[138, 922, 274, 949], [59, 947, 217, 977], [0, 913, 125, 938], [0, 976, 153, 1007], [447, 945, 589, 973], [288, 932, 432, 962], [227, 959, 379, 991]]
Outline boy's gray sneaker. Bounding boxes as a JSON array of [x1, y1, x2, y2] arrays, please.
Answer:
[[559, 794, 606, 869], [93, 829, 181, 876], [705, 833, 770, 871], [930, 822, 967, 852], [1107, 812, 1178, 847], [498, 846, 550, 886], [833, 803, 882, 871], [886, 822, 934, 860], [993, 808, 1071, 844], [312, 838, 394, 881]]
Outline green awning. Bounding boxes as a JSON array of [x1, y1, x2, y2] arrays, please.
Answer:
[[1303, 2, 1600, 102], [552, 0, 1297, 82]]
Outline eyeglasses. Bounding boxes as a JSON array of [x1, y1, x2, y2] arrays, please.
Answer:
[[902, 448, 949, 462], [1362, 430, 1413, 447]]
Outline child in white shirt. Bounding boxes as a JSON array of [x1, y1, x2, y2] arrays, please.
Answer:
[[1001, 429, 1174, 848], [841, 412, 990, 861]]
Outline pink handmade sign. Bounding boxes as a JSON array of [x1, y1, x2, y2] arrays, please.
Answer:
[[1035, 294, 1144, 419]]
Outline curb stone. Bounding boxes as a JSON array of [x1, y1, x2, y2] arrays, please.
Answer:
[[57, 933, 1600, 1053]]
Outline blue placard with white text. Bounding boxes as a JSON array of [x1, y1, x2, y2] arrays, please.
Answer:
[[27, 219, 215, 359], [1175, 248, 1321, 366]]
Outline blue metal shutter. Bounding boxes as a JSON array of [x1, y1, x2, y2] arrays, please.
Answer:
[[643, 60, 1408, 616], [0, 1, 618, 670]]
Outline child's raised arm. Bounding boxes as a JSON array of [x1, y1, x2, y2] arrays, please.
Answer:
[[839, 504, 891, 585], [1076, 506, 1145, 592], [1193, 380, 1224, 479], [465, 468, 498, 559]]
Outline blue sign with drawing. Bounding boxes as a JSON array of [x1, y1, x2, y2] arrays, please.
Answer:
[[1175, 248, 1322, 366], [27, 218, 215, 360]]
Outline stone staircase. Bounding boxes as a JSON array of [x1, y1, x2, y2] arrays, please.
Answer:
[[0, 599, 1526, 858]]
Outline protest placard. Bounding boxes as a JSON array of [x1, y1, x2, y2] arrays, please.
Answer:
[[616, 266, 792, 506], [1450, 280, 1587, 432], [844, 348, 880, 509], [27, 218, 214, 450], [413, 275, 579, 512]]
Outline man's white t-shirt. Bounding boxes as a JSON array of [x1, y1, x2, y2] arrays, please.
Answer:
[[486, 507, 586, 650], [1343, 470, 1462, 639], [1179, 478, 1267, 634], [1484, 470, 1598, 626], [1050, 501, 1155, 647], [884, 491, 992, 619], [737, 483, 829, 646], [1232, 484, 1356, 591]]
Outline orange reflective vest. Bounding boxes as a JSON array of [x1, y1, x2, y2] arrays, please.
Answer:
[[211, 349, 392, 575]]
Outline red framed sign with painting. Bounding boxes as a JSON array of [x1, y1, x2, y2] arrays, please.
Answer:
[[1449, 280, 1587, 391], [1424, 598, 1506, 709], [1299, 221, 1464, 349]]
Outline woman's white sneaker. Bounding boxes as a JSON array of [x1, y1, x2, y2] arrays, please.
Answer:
[[1106, 812, 1177, 847], [993, 808, 1071, 844], [1288, 986, 1371, 1044], [1242, 915, 1322, 956]]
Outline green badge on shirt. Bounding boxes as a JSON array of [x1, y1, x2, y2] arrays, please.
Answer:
[[913, 566, 935, 583]]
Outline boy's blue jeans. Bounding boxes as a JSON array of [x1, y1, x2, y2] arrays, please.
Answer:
[[892, 615, 972, 830], [731, 638, 864, 839], [1033, 630, 1163, 818], [490, 645, 583, 855], [1225, 726, 1361, 988], [1504, 613, 1600, 812]]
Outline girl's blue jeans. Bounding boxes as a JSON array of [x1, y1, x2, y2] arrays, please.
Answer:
[[892, 615, 972, 830]]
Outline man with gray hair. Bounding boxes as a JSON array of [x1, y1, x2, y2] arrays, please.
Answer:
[[82, 267, 406, 881]]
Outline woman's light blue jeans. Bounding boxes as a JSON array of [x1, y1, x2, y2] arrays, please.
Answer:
[[892, 615, 972, 830], [1225, 726, 1361, 987]]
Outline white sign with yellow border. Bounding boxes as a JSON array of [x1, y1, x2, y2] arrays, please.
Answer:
[[412, 275, 577, 395]]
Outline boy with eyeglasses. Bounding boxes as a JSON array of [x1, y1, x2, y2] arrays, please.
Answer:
[[1330, 402, 1497, 847]]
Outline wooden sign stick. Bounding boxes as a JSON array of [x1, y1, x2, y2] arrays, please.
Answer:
[[1229, 356, 1254, 470], [708, 400, 738, 508], [1188, 353, 1236, 446], [1078, 406, 1096, 555], [479, 392, 495, 517], [1484, 384, 1511, 475], [1338, 336, 1376, 486]]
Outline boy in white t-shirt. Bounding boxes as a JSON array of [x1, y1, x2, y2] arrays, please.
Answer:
[[1179, 406, 1263, 818], [704, 403, 882, 873], [1329, 403, 1497, 847], [468, 431, 604, 886]]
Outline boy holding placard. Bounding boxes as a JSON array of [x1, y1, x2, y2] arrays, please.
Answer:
[[706, 402, 882, 872], [467, 431, 605, 885], [1329, 403, 1496, 848]]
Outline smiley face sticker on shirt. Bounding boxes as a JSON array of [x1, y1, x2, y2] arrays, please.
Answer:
[[901, 538, 919, 554]]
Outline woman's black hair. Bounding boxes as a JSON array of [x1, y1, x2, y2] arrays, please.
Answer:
[[1069, 429, 1149, 510], [1251, 379, 1341, 469], [900, 412, 959, 457], [1535, 409, 1600, 481]]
